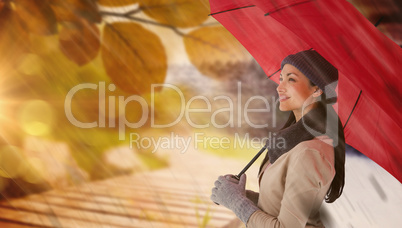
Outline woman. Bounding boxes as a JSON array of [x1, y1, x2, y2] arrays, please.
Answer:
[[211, 50, 345, 227]]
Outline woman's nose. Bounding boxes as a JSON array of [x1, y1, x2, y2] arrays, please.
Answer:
[[277, 83, 285, 93]]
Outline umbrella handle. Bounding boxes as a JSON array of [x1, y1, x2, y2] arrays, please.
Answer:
[[213, 145, 268, 205]]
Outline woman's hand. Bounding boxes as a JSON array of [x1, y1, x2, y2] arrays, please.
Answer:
[[224, 174, 240, 183], [211, 174, 247, 207], [210, 174, 259, 224]]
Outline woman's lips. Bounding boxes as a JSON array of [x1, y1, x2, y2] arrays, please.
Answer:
[[279, 95, 289, 102]]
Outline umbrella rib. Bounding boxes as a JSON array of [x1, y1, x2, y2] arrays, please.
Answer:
[[264, 0, 314, 16], [267, 68, 280, 79], [374, 16, 384, 27], [209, 5, 255, 16], [343, 90, 362, 128]]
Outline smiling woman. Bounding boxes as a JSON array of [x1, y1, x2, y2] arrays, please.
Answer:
[[211, 50, 346, 228]]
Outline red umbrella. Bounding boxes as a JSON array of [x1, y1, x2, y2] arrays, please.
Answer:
[[209, 0, 402, 182]]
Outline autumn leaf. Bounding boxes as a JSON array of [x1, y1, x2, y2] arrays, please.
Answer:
[[140, 0, 210, 28], [14, 0, 58, 35], [101, 22, 167, 94], [0, 1, 5, 11], [69, 0, 101, 23], [183, 26, 252, 79], [98, 0, 139, 7], [50, 1, 78, 22], [50, 0, 101, 23], [59, 20, 101, 66], [0, 5, 29, 73]]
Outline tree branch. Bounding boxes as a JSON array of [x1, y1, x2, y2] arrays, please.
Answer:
[[100, 11, 227, 53], [100, 11, 185, 36], [123, 8, 142, 16]]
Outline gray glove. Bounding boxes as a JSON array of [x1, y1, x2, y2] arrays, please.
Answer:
[[211, 174, 259, 224], [224, 175, 260, 205]]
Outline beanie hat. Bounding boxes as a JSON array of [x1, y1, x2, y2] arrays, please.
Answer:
[[281, 50, 338, 103]]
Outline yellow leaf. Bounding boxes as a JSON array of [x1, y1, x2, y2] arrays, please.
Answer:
[[98, 0, 139, 7], [14, 0, 58, 35], [141, 0, 210, 28], [183, 26, 252, 79], [101, 22, 167, 94], [59, 20, 101, 66]]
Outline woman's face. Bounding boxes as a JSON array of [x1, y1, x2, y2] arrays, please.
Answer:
[[277, 64, 320, 121]]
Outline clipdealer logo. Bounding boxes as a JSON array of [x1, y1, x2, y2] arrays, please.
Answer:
[[64, 82, 279, 140]]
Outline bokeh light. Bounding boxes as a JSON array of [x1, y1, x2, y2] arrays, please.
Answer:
[[18, 99, 55, 136]]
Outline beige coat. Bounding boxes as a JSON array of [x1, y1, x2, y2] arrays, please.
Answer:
[[247, 136, 335, 228]]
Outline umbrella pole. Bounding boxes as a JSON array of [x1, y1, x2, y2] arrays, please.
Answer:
[[234, 145, 268, 180]]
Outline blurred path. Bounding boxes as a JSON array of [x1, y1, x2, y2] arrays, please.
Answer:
[[0, 147, 255, 227]]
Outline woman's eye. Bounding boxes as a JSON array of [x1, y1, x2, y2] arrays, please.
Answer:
[[289, 78, 296, 82], [279, 78, 283, 82]]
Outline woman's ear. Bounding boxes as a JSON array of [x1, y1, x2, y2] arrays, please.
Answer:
[[312, 88, 323, 98]]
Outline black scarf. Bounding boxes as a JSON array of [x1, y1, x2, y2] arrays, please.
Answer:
[[259, 103, 329, 173]]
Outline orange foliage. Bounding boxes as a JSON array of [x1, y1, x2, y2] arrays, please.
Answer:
[[141, 0, 210, 28], [102, 22, 167, 94], [0, 0, 251, 197], [184, 26, 252, 79], [59, 19, 101, 66], [14, 0, 58, 35]]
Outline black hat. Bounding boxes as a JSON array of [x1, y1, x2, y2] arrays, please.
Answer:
[[281, 50, 338, 103]]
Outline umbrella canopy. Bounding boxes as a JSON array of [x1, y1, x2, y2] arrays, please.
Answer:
[[209, 0, 402, 182]]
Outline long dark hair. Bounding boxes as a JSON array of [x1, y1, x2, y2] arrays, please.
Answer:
[[281, 93, 345, 203]]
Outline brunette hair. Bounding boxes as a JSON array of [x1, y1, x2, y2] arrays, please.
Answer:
[[323, 96, 345, 203], [281, 92, 345, 203]]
